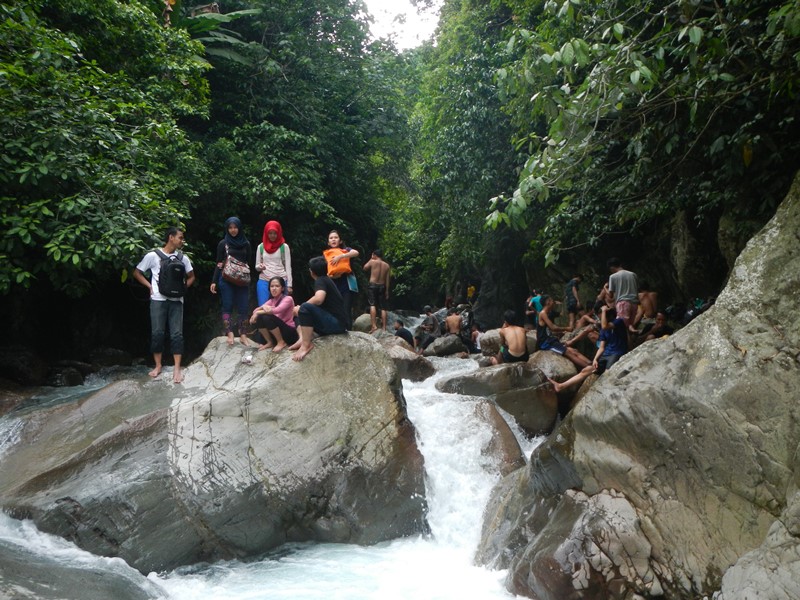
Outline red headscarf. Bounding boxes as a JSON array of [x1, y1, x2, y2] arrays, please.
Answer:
[[262, 220, 285, 254]]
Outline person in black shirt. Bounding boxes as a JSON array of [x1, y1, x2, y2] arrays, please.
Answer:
[[290, 256, 348, 361], [210, 216, 253, 346], [393, 319, 415, 348]]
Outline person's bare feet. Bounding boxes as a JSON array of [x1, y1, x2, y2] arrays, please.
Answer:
[[292, 343, 314, 361], [258, 343, 274, 351], [546, 376, 563, 393], [148, 366, 162, 378], [226, 332, 235, 346], [287, 341, 301, 352], [240, 334, 250, 346], [272, 342, 287, 353], [173, 368, 184, 384]]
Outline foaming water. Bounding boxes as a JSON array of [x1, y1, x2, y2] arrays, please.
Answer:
[[1, 357, 539, 599]]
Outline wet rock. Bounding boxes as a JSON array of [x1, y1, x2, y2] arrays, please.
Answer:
[[437, 363, 558, 435], [0, 333, 428, 574], [377, 337, 435, 382], [473, 400, 526, 477], [527, 351, 578, 382], [46, 366, 84, 387], [0, 346, 48, 386], [423, 334, 468, 357], [88, 347, 133, 367], [477, 172, 800, 598], [352, 313, 373, 333]]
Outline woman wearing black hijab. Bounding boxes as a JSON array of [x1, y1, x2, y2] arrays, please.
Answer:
[[210, 216, 253, 345]]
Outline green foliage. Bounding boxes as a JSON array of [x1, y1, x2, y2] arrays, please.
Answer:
[[382, 0, 525, 302], [489, 0, 800, 264], [180, 0, 412, 283], [0, 1, 208, 295]]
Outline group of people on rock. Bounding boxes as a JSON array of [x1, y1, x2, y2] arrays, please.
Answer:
[[494, 258, 679, 394], [133, 221, 393, 382], [411, 303, 481, 355]]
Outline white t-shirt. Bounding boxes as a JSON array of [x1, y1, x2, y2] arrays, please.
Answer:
[[136, 250, 194, 302], [609, 269, 639, 303], [256, 243, 292, 288]]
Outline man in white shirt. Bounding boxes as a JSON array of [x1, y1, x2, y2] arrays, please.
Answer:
[[133, 227, 195, 383]]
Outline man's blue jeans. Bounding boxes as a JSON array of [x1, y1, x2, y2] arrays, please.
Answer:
[[150, 299, 184, 355]]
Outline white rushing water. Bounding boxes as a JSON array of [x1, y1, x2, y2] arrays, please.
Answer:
[[1, 357, 542, 599]]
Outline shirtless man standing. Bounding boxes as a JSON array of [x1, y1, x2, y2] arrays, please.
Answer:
[[363, 249, 391, 332], [491, 310, 529, 365]]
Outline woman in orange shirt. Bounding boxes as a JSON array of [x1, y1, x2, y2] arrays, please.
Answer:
[[322, 230, 359, 329]]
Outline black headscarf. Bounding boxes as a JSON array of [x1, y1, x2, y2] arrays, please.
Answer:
[[224, 216, 248, 249]]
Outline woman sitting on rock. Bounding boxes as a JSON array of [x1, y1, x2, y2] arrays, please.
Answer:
[[249, 276, 297, 352]]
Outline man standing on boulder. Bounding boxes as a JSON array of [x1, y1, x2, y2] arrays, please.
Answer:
[[363, 249, 391, 332], [289, 256, 348, 361], [133, 227, 195, 383], [606, 257, 639, 329]]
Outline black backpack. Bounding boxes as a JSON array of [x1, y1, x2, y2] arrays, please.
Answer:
[[155, 249, 187, 298]]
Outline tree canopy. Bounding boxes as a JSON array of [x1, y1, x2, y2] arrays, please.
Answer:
[[1, 0, 208, 294], [2, 0, 799, 329], [486, 0, 800, 264]]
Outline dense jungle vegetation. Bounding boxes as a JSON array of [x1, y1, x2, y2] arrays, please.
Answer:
[[2, 0, 799, 360]]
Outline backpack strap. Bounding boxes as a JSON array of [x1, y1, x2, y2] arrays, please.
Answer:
[[280, 243, 285, 268]]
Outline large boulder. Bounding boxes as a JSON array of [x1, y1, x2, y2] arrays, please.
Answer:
[[0, 333, 427, 574], [352, 312, 373, 333], [527, 350, 578, 382], [473, 400, 526, 477], [479, 329, 537, 358], [422, 334, 468, 357], [476, 173, 800, 599], [377, 336, 435, 382], [0, 346, 48, 386], [0, 515, 165, 600], [437, 363, 558, 435]]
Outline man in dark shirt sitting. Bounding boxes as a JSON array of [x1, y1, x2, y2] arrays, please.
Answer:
[[290, 256, 348, 361], [393, 320, 415, 348]]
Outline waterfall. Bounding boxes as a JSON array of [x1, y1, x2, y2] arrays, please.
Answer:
[[0, 358, 539, 599]]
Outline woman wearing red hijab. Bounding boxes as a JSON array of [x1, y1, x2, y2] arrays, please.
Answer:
[[255, 220, 293, 305]]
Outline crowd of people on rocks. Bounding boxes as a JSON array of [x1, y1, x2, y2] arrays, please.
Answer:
[[133, 221, 393, 382], [516, 258, 705, 394], [133, 221, 707, 387]]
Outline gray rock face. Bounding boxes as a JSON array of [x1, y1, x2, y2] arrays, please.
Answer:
[[479, 329, 537, 358], [472, 400, 526, 477], [377, 337, 436, 382], [0, 529, 165, 600], [476, 173, 800, 598], [352, 312, 374, 332], [437, 363, 558, 435], [422, 334, 468, 357], [527, 350, 578, 382], [0, 333, 427, 574]]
